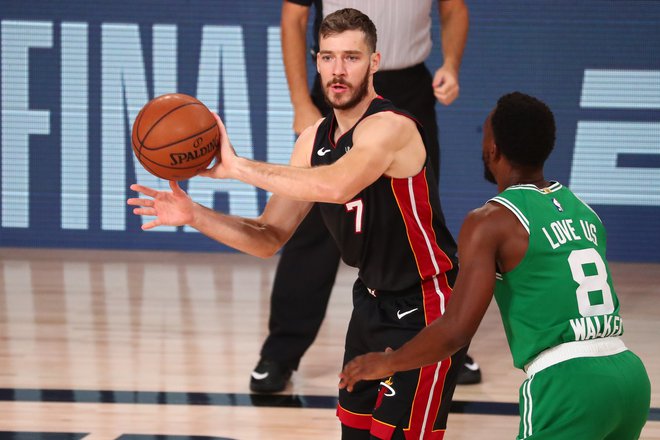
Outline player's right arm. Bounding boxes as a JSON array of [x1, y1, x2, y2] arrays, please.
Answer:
[[281, 0, 322, 134], [339, 203, 514, 390]]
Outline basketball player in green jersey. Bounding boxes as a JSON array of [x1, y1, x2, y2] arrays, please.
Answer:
[[339, 92, 651, 439]]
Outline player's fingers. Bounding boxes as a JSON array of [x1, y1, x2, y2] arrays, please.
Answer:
[[197, 166, 214, 177], [344, 374, 357, 392], [436, 76, 456, 91], [435, 88, 457, 106], [432, 72, 444, 88], [342, 363, 358, 380], [142, 219, 161, 230], [126, 198, 154, 207], [169, 180, 185, 195], [132, 207, 156, 216], [435, 81, 452, 95], [213, 113, 230, 147], [338, 374, 355, 392], [130, 183, 157, 198], [341, 379, 355, 393], [212, 112, 226, 130]]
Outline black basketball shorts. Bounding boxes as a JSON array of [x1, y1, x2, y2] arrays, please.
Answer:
[[337, 278, 467, 440]]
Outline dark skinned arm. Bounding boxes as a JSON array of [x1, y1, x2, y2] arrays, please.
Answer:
[[338, 202, 522, 391]]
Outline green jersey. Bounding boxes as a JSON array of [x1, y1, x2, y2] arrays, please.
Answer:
[[490, 182, 623, 369]]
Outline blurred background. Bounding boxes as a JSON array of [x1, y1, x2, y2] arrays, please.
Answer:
[[1, 0, 659, 262], [1, 2, 659, 439]]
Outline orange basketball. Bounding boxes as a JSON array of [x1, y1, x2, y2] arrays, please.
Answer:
[[131, 93, 219, 181]]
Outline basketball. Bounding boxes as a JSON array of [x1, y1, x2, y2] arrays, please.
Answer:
[[131, 93, 220, 181]]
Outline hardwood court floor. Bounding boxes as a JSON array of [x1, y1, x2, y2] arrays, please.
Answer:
[[0, 248, 658, 439]]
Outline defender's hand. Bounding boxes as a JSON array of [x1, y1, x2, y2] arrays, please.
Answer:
[[338, 349, 395, 392]]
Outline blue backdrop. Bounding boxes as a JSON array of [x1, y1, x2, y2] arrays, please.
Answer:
[[1, 1, 659, 261]]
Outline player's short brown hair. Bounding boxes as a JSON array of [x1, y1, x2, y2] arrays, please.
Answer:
[[319, 8, 377, 53]]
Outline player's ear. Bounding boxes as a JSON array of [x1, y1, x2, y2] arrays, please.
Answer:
[[370, 51, 380, 74], [491, 142, 503, 161]]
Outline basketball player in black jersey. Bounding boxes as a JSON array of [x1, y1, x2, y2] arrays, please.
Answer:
[[128, 8, 465, 439]]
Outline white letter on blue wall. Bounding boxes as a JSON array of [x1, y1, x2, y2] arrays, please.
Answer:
[[61, 22, 89, 229], [1, 21, 52, 228], [186, 25, 258, 227], [101, 23, 178, 231], [570, 69, 660, 206]]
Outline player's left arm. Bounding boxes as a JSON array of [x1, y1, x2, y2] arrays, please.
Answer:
[[339, 203, 503, 391], [204, 112, 421, 204]]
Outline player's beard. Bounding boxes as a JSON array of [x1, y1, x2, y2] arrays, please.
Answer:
[[482, 151, 496, 184], [323, 67, 370, 111]]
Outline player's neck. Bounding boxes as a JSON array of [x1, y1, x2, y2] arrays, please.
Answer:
[[332, 91, 379, 140], [498, 170, 548, 192]]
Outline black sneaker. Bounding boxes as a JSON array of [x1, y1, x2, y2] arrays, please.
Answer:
[[250, 359, 293, 393], [457, 354, 482, 385]]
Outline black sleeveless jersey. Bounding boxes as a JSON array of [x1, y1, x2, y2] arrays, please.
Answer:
[[311, 97, 458, 292]]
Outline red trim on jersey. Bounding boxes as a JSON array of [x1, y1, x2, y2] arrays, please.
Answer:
[[336, 404, 372, 430], [402, 362, 450, 440], [390, 170, 454, 280], [371, 418, 396, 439], [400, 279, 452, 439], [328, 97, 392, 148], [382, 109, 422, 127], [309, 117, 325, 166], [369, 97, 423, 133], [328, 116, 338, 148], [389, 167, 456, 438], [422, 276, 453, 321]]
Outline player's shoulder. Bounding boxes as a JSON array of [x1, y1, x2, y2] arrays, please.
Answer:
[[355, 110, 417, 138], [290, 117, 326, 167], [453, 203, 513, 261], [462, 201, 520, 237], [297, 117, 326, 143], [364, 109, 414, 125]]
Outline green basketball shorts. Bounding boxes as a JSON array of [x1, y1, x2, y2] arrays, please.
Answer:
[[517, 350, 650, 439]]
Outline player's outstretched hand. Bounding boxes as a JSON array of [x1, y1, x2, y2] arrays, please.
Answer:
[[127, 181, 196, 230], [198, 112, 237, 180], [338, 348, 395, 392]]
